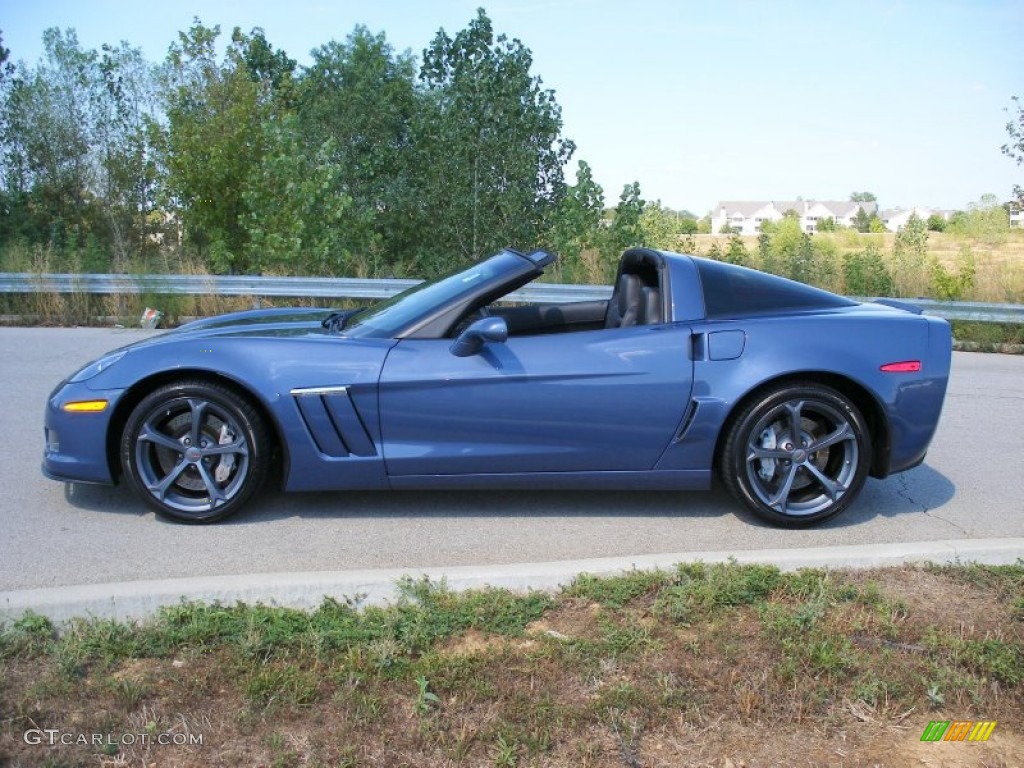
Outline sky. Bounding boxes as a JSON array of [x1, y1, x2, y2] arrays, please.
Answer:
[[3, 0, 1022, 215]]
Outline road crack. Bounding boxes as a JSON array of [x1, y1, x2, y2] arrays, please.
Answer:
[[895, 475, 971, 536]]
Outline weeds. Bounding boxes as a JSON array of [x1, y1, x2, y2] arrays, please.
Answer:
[[2, 565, 1022, 766]]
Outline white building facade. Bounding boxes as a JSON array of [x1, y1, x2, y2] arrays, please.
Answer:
[[710, 200, 878, 235]]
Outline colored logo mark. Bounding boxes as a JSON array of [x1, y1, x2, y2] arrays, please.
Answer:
[[920, 721, 997, 742]]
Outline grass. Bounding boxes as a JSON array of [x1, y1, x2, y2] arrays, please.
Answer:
[[1, 563, 1021, 766]]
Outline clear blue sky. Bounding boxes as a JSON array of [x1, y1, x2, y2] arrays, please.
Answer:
[[3, 0, 1021, 214]]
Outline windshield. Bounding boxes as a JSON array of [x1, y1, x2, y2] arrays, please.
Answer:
[[342, 250, 532, 338]]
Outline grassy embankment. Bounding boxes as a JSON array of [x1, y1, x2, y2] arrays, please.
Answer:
[[1, 562, 1022, 766], [1, 232, 1023, 349]]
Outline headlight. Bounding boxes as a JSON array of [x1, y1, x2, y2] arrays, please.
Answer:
[[68, 350, 128, 383]]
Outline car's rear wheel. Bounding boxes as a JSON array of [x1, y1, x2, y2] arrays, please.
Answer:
[[120, 380, 271, 523], [719, 382, 871, 527]]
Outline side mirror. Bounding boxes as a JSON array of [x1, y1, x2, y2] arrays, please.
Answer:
[[450, 316, 508, 357]]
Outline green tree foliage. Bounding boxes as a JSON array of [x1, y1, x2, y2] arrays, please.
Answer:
[[843, 244, 893, 296], [678, 216, 698, 235], [602, 182, 645, 261], [850, 191, 877, 203], [546, 160, 605, 263], [0, 29, 159, 266], [930, 246, 975, 301], [415, 9, 575, 269], [639, 200, 684, 250], [757, 232, 776, 274], [815, 216, 836, 232], [298, 27, 417, 271], [926, 213, 947, 232], [946, 194, 1010, 245], [157, 21, 288, 272], [723, 235, 751, 266], [241, 116, 353, 274], [1002, 95, 1023, 206], [1, 29, 96, 249], [890, 213, 929, 297], [761, 216, 803, 278], [851, 207, 871, 233]]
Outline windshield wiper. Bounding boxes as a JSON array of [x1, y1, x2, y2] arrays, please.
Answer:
[[321, 309, 363, 333]]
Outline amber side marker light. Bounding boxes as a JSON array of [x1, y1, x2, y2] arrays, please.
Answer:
[[880, 361, 922, 373], [63, 400, 109, 413]]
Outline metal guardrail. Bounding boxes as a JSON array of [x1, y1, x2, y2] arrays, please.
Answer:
[[1, 272, 1022, 324]]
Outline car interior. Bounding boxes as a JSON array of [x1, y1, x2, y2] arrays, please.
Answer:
[[454, 249, 665, 337]]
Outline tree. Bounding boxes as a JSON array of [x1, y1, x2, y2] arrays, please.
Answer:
[[890, 213, 929, 297], [724, 234, 751, 266], [157, 21, 291, 272], [850, 191, 877, 203], [602, 182, 645, 261], [926, 213, 947, 232], [1002, 95, 1023, 206], [0, 30, 12, 84], [815, 216, 836, 232], [843, 244, 893, 296], [414, 9, 575, 268], [852, 207, 871, 233], [241, 115, 353, 274], [639, 200, 683, 250], [0, 28, 160, 265], [546, 159, 604, 263], [0, 29, 96, 250], [945, 193, 1009, 245], [677, 216, 698, 235], [298, 27, 417, 272]]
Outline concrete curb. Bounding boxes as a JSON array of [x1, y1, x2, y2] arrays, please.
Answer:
[[2, 537, 1022, 626]]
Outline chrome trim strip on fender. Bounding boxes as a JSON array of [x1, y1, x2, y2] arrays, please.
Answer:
[[289, 386, 350, 397]]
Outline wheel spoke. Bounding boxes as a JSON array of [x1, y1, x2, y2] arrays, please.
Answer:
[[748, 446, 790, 461], [809, 422, 853, 453], [784, 401, 804, 441], [202, 438, 249, 457], [138, 422, 185, 453], [767, 463, 800, 513], [805, 462, 846, 501], [196, 462, 227, 507], [147, 459, 190, 501], [187, 399, 208, 447]]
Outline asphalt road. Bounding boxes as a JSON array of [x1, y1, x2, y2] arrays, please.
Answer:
[[1, 327, 1021, 592]]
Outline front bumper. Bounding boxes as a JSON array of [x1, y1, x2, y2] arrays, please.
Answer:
[[42, 380, 125, 485]]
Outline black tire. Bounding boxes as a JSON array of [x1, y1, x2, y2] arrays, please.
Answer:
[[719, 382, 871, 527], [120, 380, 271, 523]]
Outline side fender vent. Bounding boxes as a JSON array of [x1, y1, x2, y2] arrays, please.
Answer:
[[291, 386, 377, 458], [675, 400, 700, 442]]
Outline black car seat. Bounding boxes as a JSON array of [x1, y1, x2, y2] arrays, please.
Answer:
[[604, 273, 643, 328], [638, 286, 661, 325]]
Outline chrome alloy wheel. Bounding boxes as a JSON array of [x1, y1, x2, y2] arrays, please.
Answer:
[[121, 381, 270, 523], [744, 398, 859, 517]]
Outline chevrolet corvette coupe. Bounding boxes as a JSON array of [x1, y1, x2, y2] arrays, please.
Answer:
[[43, 248, 951, 526]]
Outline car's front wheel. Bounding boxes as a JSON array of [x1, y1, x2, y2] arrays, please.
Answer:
[[719, 382, 871, 527], [120, 380, 271, 523]]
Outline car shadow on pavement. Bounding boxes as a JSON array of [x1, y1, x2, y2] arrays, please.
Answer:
[[63, 481, 148, 518], [59, 463, 954, 530]]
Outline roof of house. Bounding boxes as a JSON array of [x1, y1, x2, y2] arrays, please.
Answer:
[[713, 200, 878, 217]]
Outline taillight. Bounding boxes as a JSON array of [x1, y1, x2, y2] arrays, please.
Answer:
[[880, 361, 922, 373]]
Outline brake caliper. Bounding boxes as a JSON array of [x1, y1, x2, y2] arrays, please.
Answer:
[[215, 423, 236, 483]]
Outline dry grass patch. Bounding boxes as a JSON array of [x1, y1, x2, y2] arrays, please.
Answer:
[[1, 564, 1021, 766]]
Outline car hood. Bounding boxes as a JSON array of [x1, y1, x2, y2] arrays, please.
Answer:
[[128, 306, 357, 345], [173, 307, 345, 335], [93, 308, 361, 361]]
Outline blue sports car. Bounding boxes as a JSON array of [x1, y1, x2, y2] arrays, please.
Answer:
[[43, 248, 951, 526]]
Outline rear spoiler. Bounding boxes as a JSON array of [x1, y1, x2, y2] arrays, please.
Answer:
[[870, 298, 923, 315]]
